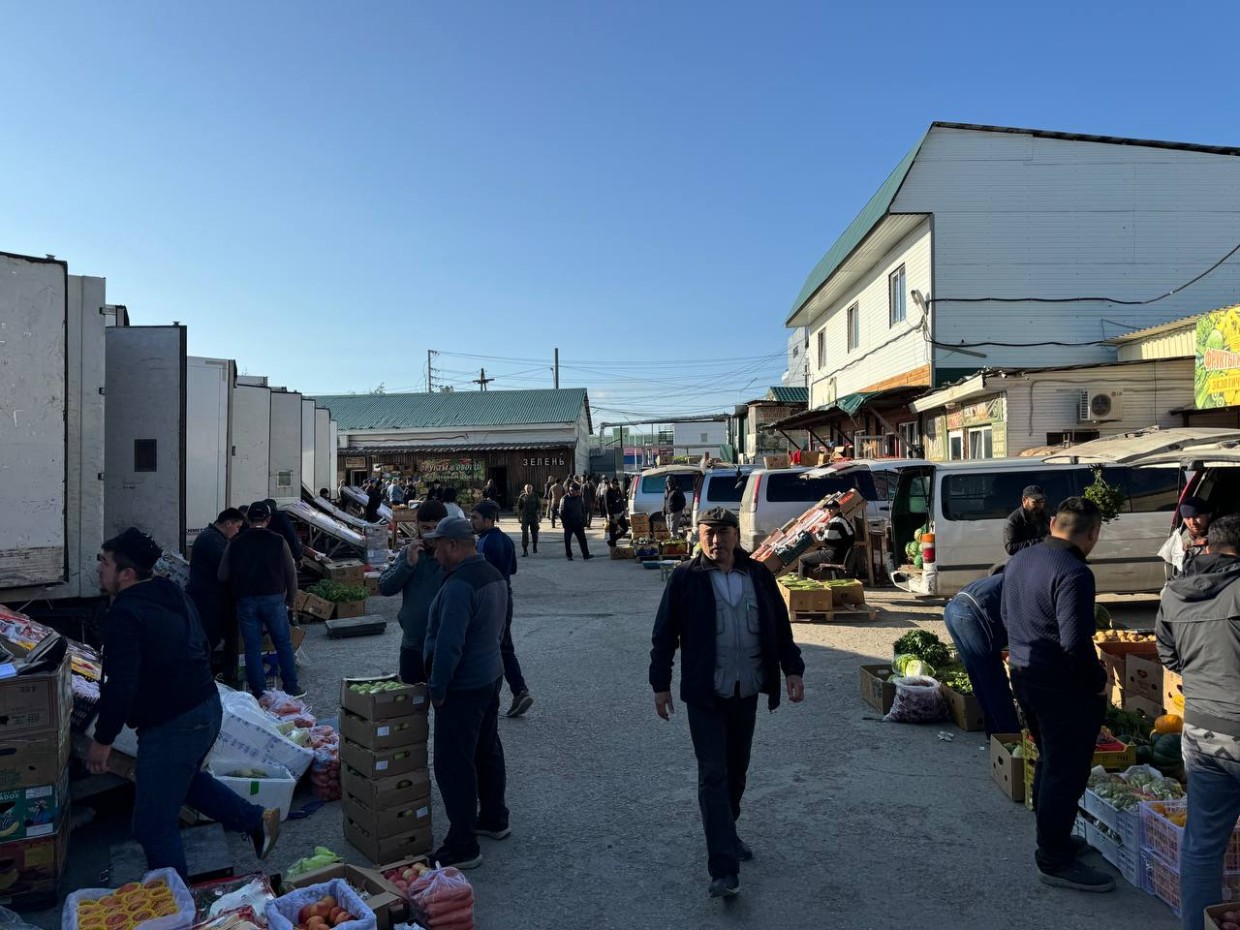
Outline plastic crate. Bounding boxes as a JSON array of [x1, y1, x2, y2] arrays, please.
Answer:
[[1080, 788, 1141, 849], [1140, 800, 1240, 872], [1143, 851, 1240, 917], [1084, 819, 1140, 886]]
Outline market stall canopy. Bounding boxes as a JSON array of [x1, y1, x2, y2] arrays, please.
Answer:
[[1041, 426, 1240, 465], [763, 387, 923, 432]]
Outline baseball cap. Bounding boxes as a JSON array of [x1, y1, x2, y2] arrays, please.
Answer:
[[247, 501, 272, 520], [422, 516, 476, 540], [1022, 485, 1046, 501], [1180, 496, 1212, 517], [697, 507, 739, 528], [472, 500, 500, 520], [103, 527, 163, 571]]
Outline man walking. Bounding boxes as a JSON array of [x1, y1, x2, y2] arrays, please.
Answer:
[[515, 483, 541, 556], [548, 477, 566, 529], [1002, 497, 1111, 892], [378, 500, 447, 685], [1003, 485, 1050, 556], [88, 528, 280, 878], [559, 482, 592, 561], [187, 508, 245, 681], [1156, 514, 1240, 930], [582, 475, 597, 528], [664, 476, 687, 536], [942, 570, 1021, 735], [423, 517, 510, 869], [649, 508, 805, 898], [605, 478, 628, 548], [471, 501, 533, 718], [218, 501, 302, 699]]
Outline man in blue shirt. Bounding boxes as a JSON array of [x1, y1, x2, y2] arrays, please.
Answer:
[[1001, 496, 1110, 893], [471, 501, 532, 718], [942, 569, 1020, 735]]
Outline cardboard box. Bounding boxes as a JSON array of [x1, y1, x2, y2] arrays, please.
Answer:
[[1205, 903, 1240, 930], [283, 863, 406, 930], [0, 730, 70, 791], [1095, 641, 1157, 707], [629, 514, 651, 533], [0, 654, 72, 738], [0, 822, 68, 906], [990, 733, 1025, 802], [341, 768, 430, 812], [1125, 654, 1165, 703], [609, 545, 634, 560], [0, 770, 68, 840], [364, 573, 381, 596], [942, 685, 985, 732], [762, 454, 790, 469], [341, 679, 429, 721], [241, 625, 306, 655], [300, 592, 335, 621], [325, 561, 367, 586], [1123, 694, 1165, 721], [339, 711, 428, 752], [334, 600, 367, 620], [858, 664, 896, 715], [343, 815, 432, 865], [69, 733, 136, 781], [341, 792, 432, 840], [1164, 668, 1184, 715], [339, 739, 428, 779], [391, 510, 420, 524]]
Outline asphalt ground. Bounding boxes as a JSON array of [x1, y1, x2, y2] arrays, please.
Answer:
[[32, 518, 1177, 929]]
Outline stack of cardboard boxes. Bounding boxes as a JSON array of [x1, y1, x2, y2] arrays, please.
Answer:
[[339, 677, 433, 864], [0, 645, 72, 908]]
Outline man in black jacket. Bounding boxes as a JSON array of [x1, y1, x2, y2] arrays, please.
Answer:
[[88, 528, 280, 878], [664, 477, 687, 536], [187, 508, 245, 678], [560, 483, 593, 561], [1003, 485, 1050, 556], [264, 498, 304, 563], [650, 508, 805, 899], [605, 479, 628, 547]]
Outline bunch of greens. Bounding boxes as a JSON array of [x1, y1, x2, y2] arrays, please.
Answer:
[[938, 666, 974, 694], [307, 579, 370, 603], [891, 630, 953, 669], [1083, 468, 1126, 523]]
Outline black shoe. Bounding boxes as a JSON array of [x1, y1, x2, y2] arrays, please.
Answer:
[[506, 690, 533, 718], [1070, 835, 1089, 857], [566, 556, 573, 561], [737, 840, 753, 862], [708, 875, 740, 898], [583, 554, 594, 560], [1038, 861, 1115, 892], [522, 550, 528, 557], [433, 846, 482, 870], [474, 824, 512, 840]]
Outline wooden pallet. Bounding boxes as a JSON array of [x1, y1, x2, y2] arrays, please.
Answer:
[[790, 605, 880, 624]]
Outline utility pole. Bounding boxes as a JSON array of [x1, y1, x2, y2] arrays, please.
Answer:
[[426, 349, 436, 392], [553, 347, 559, 389], [473, 367, 494, 391]]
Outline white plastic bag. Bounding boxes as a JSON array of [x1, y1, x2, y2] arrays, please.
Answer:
[[61, 868, 195, 930], [883, 675, 948, 723], [264, 879, 376, 930], [209, 686, 313, 779]]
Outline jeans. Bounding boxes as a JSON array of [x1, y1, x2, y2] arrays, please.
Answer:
[[399, 644, 427, 685], [667, 510, 685, 535], [237, 593, 300, 697], [563, 522, 590, 559], [520, 522, 539, 553], [686, 693, 759, 879], [433, 679, 508, 858], [134, 697, 263, 878], [942, 599, 1021, 735], [500, 592, 527, 696], [1180, 742, 1240, 930], [1011, 668, 1106, 873]]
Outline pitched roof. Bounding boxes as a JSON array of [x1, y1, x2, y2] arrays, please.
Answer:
[[315, 388, 590, 431], [766, 386, 808, 403]]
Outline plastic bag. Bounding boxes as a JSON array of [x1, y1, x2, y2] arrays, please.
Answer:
[[0, 907, 41, 930], [62, 868, 196, 930], [190, 874, 275, 922], [308, 727, 341, 801], [209, 686, 313, 779], [284, 848, 343, 880], [883, 675, 948, 724], [264, 879, 376, 930], [408, 868, 473, 929]]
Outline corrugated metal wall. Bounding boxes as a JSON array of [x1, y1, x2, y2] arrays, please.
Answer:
[[1116, 327, 1195, 362]]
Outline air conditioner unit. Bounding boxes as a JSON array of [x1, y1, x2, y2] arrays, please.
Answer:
[[1078, 388, 1123, 423]]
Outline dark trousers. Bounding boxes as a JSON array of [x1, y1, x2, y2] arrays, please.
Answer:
[[520, 522, 539, 553], [1011, 667, 1105, 873], [606, 514, 628, 547], [686, 693, 759, 879], [399, 644, 427, 685], [134, 696, 263, 878], [500, 595, 527, 696], [942, 599, 1021, 735], [432, 678, 508, 858], [563, 521, 590, 558]]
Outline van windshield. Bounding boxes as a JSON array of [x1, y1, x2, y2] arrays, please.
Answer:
[[641, 473, 697, 495], [766, 471, 877, 502]]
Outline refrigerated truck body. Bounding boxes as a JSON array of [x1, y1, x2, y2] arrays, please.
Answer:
[[231, 379, 271, 507], [268, 389, 303, 504], [186, 356, 235, 550], [314, 407, 333, 496]]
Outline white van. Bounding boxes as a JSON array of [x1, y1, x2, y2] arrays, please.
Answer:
[[889, 457, 1183, 597], [690, 465, 757, 527], [738, 466, 879, 553], [628, 465, 703, 517]]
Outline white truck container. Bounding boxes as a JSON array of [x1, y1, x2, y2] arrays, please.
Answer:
[[314, 407, 333, 496], [0, 256, 112, 601], [186, 357, 235, 550], [104, 324, 187, 553], [231, 378, 271, 507], [301, 397, 316, 495], [268, 389, 303, 504]]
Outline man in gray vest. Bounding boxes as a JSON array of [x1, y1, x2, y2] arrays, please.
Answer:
[[649, 508, 805, 899]]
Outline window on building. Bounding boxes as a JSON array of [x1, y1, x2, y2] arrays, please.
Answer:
[[816, 329, 826, 368], [847, 304, 859, 351], [699, 432, 708, 443], [133, 439, 157, 473], [967, 426, 993, 460], [888, 265, 906, 325], [947, 430, 964, 461], [898, 421, 919, 456]]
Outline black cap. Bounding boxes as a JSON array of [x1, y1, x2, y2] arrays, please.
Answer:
[[1180, 496, 1212, 517], [1022, 485, 1046, 501], [248, 501, 272, 521], [103, 527, 163, 571], [697, 507, 739, 528], [473, 500, 500, 520]]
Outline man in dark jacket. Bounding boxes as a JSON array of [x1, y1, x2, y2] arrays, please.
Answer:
[[581, 476, 597, 528], [219, 502, 301, 698], [942, 569, 1020, 735], [515, 483, 541, 556], [1003, 485, 1050, 556], [365, 481, 384, 521], [559, 483, 592, 560], [605, 478, 628, 547], [1156, 514, 1240, 930], [472, 501, 533, 718], [378, 500, 447, 685], [1001, 496, 1111, 893], [187, 508, 245, 678], [264, 499, 304, 563], [650, 507, 805, 899], [88, 528, 280, 878], [664, 477, 688, 535]]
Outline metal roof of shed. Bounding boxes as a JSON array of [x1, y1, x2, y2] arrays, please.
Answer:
[[316, 388, 590, 431]]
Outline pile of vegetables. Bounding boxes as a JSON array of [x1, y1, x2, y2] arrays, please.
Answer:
[[903, 524, 929, 568], [347, 680, 406, 694], [938, 667, 974, 695], [1087, 765, 1184, 811], [307, 580, 369, 603], [892, 630, 953, 669]]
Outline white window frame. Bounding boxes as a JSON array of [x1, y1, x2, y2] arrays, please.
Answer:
[[888, 265, 906, 326], [846, 304, 860, 352], [947, 429, 964, 461], [967, 425, 993, 460]]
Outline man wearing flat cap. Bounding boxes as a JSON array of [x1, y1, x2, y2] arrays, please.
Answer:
[[1160, 495, 1215, 577], [1004, 485, 1051, 556], [649, 507, 805, 899], [423, 516, 510, 870], [89, 528, 281, 878]]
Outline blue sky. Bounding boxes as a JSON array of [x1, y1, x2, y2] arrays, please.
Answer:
[[3, 1, 1238, 421]]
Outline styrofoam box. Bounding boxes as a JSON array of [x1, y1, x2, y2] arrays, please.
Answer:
[[207, 761, 297, 821]]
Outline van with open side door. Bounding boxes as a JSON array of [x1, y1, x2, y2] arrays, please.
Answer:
[[627, 465, 703, 517]]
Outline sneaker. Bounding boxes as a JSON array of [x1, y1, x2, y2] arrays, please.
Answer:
[[1038, 861, 1115, 892], [736, 839, 753, 862], [251, 807, 281, 859], [288, 689, 307, 699], [506, 690, 534, 718], [1070, 835, 1090, 857], [583, 554, 594, 560], [474, 824, 512, 840], [433, 847, 482, 870], [708, 875, 740, 898]]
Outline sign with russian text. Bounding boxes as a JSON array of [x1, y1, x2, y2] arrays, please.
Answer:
[[1195, 305, 1240, 409]]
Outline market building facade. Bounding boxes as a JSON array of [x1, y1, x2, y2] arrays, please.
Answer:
[[316, 388, 591, 508]]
